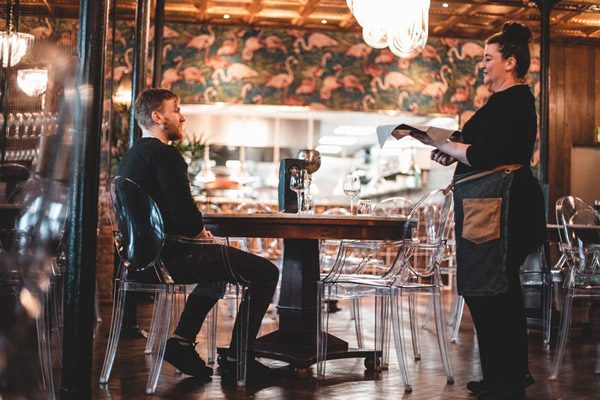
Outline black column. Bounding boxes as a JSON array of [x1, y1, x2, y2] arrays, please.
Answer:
[[533, 0, 560, 210], [60, 0, 107, 398], [152, 0, 165, 88], [128, 0, 151, 146]]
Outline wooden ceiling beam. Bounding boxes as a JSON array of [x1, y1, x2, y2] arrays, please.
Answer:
[[42, 0, 55, 16], [338, 9, 356, 29], [245, 0, 263, 24], [292, 0, 320, 26], [192, 0, 208, 20]]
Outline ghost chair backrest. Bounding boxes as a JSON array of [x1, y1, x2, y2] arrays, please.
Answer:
[[373, 196, 414, 218], [109, 176, 165, 272]]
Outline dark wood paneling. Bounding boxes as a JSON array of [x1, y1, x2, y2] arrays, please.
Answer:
[[596, 49, 600, 142], [548, 44, 599, 218]]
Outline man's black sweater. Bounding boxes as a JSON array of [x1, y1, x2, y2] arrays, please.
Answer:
[[117, 137, 204, 237]]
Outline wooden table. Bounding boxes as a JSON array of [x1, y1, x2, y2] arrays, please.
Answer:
[[203, 212, 408, 368], [547, 223, 600, 244]]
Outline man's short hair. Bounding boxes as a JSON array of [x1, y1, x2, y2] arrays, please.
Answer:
[[134, 88, 178, 128]]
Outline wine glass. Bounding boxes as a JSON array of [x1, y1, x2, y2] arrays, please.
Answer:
[[343, 174, 361, 215], [289, 168, 306, 213]]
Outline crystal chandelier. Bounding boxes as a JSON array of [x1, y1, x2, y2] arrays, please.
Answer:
[[17, 69, 48, 96], [347, 0, 430, 58], [0, 31, 34, 67]]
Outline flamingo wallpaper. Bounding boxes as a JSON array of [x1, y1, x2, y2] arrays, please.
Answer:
[[13, 17, 540, 119]]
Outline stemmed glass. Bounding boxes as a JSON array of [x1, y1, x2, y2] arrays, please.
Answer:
[[289, 168, 306, 213], [343, 174, 361, 215]]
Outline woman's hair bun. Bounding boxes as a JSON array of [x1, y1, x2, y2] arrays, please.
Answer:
[[502, 22, 532, 43]]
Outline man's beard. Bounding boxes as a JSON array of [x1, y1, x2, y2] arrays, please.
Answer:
[[167, 128, 183, 141]]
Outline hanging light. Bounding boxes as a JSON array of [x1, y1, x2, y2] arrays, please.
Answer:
[[387, 1, 429, 58], [362, 27, 388, 49], [348, 0, 430, 58], [0, 31, 34, 67], [17, 69, 48, 96]]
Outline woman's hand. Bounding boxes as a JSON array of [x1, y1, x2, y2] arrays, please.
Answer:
[[197, 227, 214, 239], [408, 131, 436, 147], [431, 149, 457, 166]]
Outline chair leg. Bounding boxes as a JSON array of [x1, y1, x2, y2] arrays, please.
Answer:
[[391, 290, 412, 393], [381, 303, 391, 369], [420, 296, 432, 329], [450, 296, 464, 343], [373, 296, 386, 372], [206, 304, 218, 365], [37, 290, 56, 400], [549, 290, 574, 380], [447, 295, 457, 326], [432, 290, 454, 383], [542, 279, 554, 347], [99, 286, 127, 384], [50, 276, 62, 364], [234, 287, 250, 386], [145, 294, 164, 354], [316, 282, 329, 380], [95, 278, 103, 323], [595, 350, 600, 374], [352, 298, 364, 348], [408, 292, 421, 360], [146, 291, 172, 394], [543, 252, 564, 346]]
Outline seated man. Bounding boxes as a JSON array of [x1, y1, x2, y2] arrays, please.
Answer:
[[117, 88, 280, 382]]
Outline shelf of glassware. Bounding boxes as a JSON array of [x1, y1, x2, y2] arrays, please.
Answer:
[[358, 169, 429, 201]]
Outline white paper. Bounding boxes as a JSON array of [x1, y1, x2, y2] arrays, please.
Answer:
[[376, 123, 458, 148]]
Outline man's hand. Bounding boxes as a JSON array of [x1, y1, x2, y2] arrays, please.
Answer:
[[197, 227, 214, 239], [431, 149, 457, 166]]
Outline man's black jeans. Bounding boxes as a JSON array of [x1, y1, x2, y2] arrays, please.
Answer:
[[161, 241, 279, 355]]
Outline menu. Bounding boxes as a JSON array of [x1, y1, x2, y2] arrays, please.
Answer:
[[376, 123, 459, 148]]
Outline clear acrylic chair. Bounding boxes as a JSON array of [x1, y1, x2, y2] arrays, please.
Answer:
[[317, 189, 454, 392], [99, 177, 250, 393], [0, 170, 68, 400], [319, 207, 371, 348], [549, 196, 600, 380], [229, 202, 282, 317]]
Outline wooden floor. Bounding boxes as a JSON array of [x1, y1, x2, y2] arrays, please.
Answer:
[[91, 294, 600, 400]]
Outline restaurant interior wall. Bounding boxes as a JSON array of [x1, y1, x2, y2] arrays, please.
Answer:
[[7, 14, 599, 297], [548, 43, 600, 218]]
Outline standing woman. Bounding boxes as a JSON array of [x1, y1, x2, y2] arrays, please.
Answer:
[[413, 22, 547, 399]]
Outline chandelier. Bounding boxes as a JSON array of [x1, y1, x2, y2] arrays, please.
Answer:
[[0, 31, 34, 67], [347, 0, 430, 58], [17, 69, 48, 97]]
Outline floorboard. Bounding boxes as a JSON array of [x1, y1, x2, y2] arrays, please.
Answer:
[[90, 294, 600, 399]]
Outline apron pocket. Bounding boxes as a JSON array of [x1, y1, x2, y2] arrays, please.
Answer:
[[462, 198, 502, 244]]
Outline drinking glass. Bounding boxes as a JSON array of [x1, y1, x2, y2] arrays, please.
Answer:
[[357, 199, 373, 215], [289, 168, 306, 213], [343, 174, 361, 214]]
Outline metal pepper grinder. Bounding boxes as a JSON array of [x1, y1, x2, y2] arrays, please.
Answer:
[[297, 149, 321, 214], [278, 158, 306, 213]]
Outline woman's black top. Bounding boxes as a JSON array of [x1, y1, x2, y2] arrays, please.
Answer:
[[454, 84, 546, 262], [457, 84, 537, 174], [117, 137, 204, 237]]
